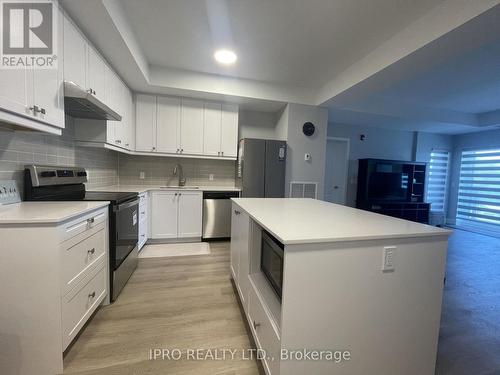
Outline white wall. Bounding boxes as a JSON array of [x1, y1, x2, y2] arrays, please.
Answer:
[[285, 104, 328, 199], [238, 110, 280, 140], [327, 123, 416, 206]]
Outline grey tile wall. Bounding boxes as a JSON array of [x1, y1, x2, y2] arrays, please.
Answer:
[[118, 154, 237, 187], [0, 117, 237, 197], [0, 117, 119, 196]]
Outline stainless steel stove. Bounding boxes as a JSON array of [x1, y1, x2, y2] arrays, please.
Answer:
[[24, 165, 139, 302]]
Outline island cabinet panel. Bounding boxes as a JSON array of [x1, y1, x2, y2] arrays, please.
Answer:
[[230, 203, 251, 308], [229, 198, 451, 375]]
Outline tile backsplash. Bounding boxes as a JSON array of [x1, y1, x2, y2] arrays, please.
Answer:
[[119, 154, 236, 187], [0, 117, 119, 196], [0, 117, 237, 197]]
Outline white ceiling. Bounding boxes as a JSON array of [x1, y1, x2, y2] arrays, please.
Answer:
[[62, 0, 500, 134], [119, 0, 442, 88]]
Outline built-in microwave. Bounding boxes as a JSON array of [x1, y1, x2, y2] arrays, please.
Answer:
[[261, 230, 284, 299]]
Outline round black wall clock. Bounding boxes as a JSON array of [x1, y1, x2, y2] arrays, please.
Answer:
[[302, 122, 315, 136]]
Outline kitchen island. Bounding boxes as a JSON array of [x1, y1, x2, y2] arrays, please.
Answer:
[[230, 198, 451, 375]]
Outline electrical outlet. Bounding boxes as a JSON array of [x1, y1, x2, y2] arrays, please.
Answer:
[[209, 174, 214, 181], [382, 246, 396, 272], [0, 180, 21, 205], [139, 171, 146, 180]]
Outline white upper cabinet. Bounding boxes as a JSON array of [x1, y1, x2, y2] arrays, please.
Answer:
[[0, 64, 32, 119], [157, 96, 181, 153], [86, 47, 106, 103], [135, 94, 157, 152], [133, 94, 238, 159], [180, 98, 204, 155], [220, 104, 239, 157], [0, 1, 64, 131], [203, 102, 222, 156], [63, 16, 86, 89]]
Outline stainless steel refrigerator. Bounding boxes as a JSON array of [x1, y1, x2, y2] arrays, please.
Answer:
[[236, 138, 287, 197]]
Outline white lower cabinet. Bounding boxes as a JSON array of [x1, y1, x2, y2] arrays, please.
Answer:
[[138, 192, 149, 250], [0, 206, 109, 375], [230, 206, 250, 306], [151, 190, 202, 239]]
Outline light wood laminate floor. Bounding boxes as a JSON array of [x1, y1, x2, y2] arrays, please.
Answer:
[[63, 241, 261, 375]]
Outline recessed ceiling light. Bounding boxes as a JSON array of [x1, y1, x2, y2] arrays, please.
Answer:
[[214, 49, 237, 65]]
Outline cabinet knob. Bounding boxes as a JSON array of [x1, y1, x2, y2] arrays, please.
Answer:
[[180, 149, 184, 153], [234, 210, 240, 215], [88, 291, 96, 298], [87, 248, 95, 255], [30, 105, 41, 113], [221, 151, 224, 156], [87, 217, 95, 224], [152, 147, 156, 151]]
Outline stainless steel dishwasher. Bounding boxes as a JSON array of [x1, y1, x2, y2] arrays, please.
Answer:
[[202, 191, 240, 239]]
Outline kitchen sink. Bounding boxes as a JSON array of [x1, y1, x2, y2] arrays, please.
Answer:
[[159, 186, 200, 189]]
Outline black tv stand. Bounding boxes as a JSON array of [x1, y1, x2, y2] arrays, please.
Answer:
[[356, 159, 430, 224]]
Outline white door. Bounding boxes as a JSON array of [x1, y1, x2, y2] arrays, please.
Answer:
[[177, 192, 202, 238], [324, 138, 349, 204], [203, 102, 222, 156], [157, 96, 181, 153], [86, 47, 106, 102], [220, 104, 239, 158], [63, 16, 86, 89], [150, 191, 178, 239], [180, 98, 204, 155], [135, 94, 156, 152]]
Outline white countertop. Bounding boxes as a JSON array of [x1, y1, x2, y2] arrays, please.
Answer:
[[0, 201, 109, 224], [232, 198, 452, 245], [88, 185, 241, 193]]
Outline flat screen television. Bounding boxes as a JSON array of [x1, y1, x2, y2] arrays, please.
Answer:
[[368, 171, 409, 201]]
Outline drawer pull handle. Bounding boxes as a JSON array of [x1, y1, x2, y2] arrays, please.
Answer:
[[87, 218, 95, 225], [234, 210, 240, 215], [253, 321, 261, 329], [88, 291, 96, 298], [88, 248, 95, 255]]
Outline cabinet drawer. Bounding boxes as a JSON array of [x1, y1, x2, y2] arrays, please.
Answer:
[[62, 227, 106, 294], [60, 208, 108, 242], [62, 264, 106, 350], [248, 286, 280, 375]]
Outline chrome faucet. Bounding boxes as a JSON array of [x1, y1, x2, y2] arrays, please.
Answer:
[[172, 164, 186, 187]]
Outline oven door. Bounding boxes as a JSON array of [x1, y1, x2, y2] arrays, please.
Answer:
[[261, 231, 284, 299], [113, 198, 139, 270]]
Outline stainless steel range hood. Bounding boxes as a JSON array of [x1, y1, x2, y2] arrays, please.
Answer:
[[64, 81, 122, 121]]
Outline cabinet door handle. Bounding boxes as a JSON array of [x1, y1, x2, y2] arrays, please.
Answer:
[[234, 210, 240, 215], [87, 248, 95, 255], [126, 143, 129, 147], [141, 211, 145, 215], [180, 149, 184, 153], [87, 217, 95, 224], [221, 151, 224, 156], [30, 105, 41, 113], [88, 291, 96, 298], [176, 149, 180, 153], [152, 147, 156, 151], [253, 321, 261, 329], [174, 193, 178, 196], [87, 88, 93, 94]]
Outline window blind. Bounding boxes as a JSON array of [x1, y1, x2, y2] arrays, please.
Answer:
[[426, 150, 450, 212], [457, 148, 500, 227]]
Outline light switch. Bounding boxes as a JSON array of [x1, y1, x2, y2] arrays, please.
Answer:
[[382, 246, 396, 272], [139, 171, 146, 180]]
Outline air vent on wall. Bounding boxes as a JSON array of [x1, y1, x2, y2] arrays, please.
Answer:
[[290, 182, 317, 199]]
